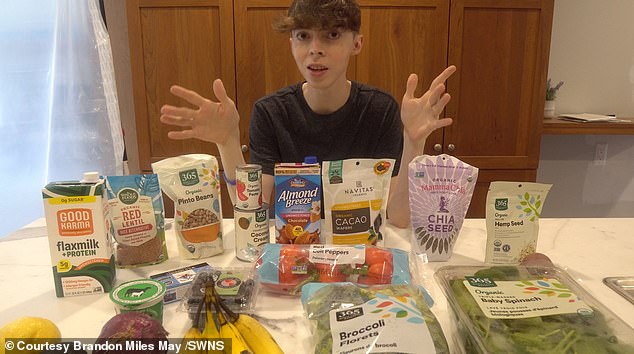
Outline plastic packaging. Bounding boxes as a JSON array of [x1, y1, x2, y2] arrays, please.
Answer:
[[435, 264, 634, 354], [301, 283, 449, 354], [485, 182, 552, 264], [153, 154, 224, 259], [322, 159, 394, 246], [181, 268, 258, 326], [255, 243, 411, 295], [150, 262, 213, 304], [105, 174, 168, 267], [408, 154, 478, 261]]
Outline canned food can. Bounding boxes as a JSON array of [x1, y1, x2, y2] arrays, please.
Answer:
[[236, 164, 262, 210], [234, 204, 270, 262]]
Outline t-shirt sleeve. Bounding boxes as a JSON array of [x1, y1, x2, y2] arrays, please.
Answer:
[[375, 97, 404, 177], [248, 102, 280, 176]]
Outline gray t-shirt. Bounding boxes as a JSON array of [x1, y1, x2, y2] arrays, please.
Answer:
[[248, 81, 403, 176]]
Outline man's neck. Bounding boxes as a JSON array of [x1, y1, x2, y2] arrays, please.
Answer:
[[302, 80, 352, 114]]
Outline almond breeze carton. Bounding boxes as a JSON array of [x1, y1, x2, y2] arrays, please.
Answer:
[[274, 162, 321, 244], [408, 154, 478, 261], [42, 173, 115, 297]]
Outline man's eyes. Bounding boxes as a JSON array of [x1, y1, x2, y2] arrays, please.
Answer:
[[295, 32, 309, 40], [293, 30, 342, 41]]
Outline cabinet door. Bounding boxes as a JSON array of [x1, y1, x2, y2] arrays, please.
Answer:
[[356, 0, 448, 107], [127, 0, 236, 171], [234, 0, 301, 164], [444, 0, 554, 169]]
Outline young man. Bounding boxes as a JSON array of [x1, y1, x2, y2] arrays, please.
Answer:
[[160, 0, 455, 228]]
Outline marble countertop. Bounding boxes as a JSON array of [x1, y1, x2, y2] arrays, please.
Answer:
[[1, 218, 633, 353]]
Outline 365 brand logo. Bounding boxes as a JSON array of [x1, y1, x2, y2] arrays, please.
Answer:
[[465, 276, 497, 287], [336, 307, 364, 321], [495, 198, 508, 211], [179, 169, 199, 186], [255, 210, 267, 222]]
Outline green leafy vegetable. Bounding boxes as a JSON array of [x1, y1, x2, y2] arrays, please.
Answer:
[[303, 284, 449, 354], [448, 266, 634, 353]]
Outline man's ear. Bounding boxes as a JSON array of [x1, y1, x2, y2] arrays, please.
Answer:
[[352, 34, 363, 55]]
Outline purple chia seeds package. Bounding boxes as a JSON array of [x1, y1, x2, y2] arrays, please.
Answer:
[[408, 154, 478, 261]]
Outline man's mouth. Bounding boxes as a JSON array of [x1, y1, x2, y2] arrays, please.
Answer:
[[308, 64, 328, 72]]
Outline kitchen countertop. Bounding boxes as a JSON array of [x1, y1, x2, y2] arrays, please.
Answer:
[[1, 218, 633, 353]]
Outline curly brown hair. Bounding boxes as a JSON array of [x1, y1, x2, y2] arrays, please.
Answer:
[[272, 0, 361, 33]]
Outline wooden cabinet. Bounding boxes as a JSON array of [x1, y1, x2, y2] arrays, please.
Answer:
[[110, 0, 553, 218], [427, 0, 554, 216], [118, 0, 237, 216]]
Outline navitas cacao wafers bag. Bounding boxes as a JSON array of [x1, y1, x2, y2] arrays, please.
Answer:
[[322, 159, 394, 246]]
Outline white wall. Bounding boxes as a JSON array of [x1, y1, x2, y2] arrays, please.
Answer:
[[538, 0, 634, 217]]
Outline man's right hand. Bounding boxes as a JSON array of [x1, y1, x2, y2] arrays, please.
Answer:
[[160, 79, 240, 146]]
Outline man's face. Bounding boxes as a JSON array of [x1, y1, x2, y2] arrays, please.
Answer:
[[290, 28, 363, 90]]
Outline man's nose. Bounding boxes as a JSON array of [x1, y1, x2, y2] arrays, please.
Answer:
[[309, 38, 325, 56]]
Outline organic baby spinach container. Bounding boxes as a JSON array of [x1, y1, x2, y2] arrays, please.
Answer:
[[110, 279, 166, 323], [435, 265, 634, 354]]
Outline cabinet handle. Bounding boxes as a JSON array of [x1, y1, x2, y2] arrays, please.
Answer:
[[241, 144, 249, 153], [447, 143, 455, 152], [434, 144, 442, 152]]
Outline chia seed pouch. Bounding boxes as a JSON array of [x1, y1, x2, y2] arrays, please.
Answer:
[[485, 181, 552, 264], [408, 154, 478, 261], [105, 174, 168, 267], [322, 159, 394, 246], [153, 154, 224, 259]]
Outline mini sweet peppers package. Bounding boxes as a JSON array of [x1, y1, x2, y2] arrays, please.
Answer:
[[255, 244, 411, 295]]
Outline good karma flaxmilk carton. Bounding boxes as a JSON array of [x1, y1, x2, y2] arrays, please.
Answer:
[[42, 173, 115, 297]]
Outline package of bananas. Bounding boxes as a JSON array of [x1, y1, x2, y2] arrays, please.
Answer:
[[180, 268, 258, 328], [180, 281, 284, 354]]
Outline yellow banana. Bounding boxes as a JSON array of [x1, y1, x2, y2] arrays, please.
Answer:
[[232, 314, 284, 354], [181, 326, 204, 354], [203, 292, 221, 339], [208, 285, 252, 354], [218, 316, 252, 354]]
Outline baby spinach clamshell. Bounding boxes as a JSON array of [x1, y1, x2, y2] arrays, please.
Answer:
[[435, 265, 634, 354]]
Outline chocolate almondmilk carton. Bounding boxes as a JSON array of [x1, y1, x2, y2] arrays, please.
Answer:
[[42, 172, 115, 297], [274, 160, 321, 244]]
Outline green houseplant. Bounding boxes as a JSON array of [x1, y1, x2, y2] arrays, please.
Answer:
[[544, 79, 564, 118]]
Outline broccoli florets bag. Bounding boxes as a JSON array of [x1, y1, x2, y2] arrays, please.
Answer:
[[301, 283, 449, 354]]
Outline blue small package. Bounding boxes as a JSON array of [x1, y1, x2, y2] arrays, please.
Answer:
[[150, 262, 213, 304]]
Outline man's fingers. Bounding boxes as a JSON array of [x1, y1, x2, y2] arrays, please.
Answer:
[[417, 118, 453, 137], [403, 73, 418, 99], [427, 83, 445, 108], [160, 114, 194, 127], [170, 85, 207, 107], [429, 65, 456, 90], [160, 105, 196, 118], [212, 79, 231, 105], [166, 129, 195, 140]]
